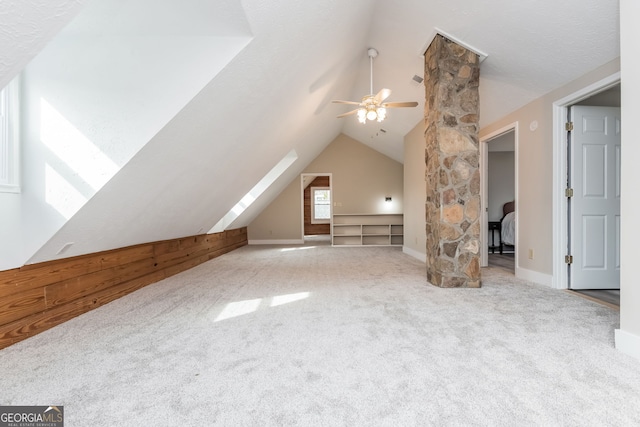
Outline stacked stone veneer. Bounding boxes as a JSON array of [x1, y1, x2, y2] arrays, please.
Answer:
[[424, 35, 481, 288]]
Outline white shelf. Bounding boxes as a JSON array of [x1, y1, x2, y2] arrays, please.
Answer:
[[332, 214, 403, 246]]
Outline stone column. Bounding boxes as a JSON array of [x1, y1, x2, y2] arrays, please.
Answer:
[[424, 35, 481, 288]]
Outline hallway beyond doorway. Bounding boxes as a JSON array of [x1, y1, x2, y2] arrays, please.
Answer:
[[488, 252, 514, 273]]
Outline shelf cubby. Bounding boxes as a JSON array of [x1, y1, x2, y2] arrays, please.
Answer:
[[332, 214, 403, 247]]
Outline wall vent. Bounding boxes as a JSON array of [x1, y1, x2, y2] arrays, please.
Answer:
[[57, 242, 74, 255]]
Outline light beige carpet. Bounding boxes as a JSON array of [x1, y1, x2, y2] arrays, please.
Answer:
[[2, 243, 640, 426]]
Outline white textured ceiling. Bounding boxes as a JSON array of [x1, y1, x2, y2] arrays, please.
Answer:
[[0, 0, 87, 90], [339, 0, 620, 161], [0, 0, 620, 265], [0, 0, 621, 161]]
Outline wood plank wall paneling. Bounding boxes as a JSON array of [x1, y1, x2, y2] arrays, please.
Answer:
[[304, 176, 331, 235], [0, 227, 247, 350]]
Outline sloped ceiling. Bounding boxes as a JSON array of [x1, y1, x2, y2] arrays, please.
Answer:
[[0, 0, 620, 266], [0, 0, 87, 90], [341, 0, 620, 161]]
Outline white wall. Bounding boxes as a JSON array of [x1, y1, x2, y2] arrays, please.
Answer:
[[488, 151, 515, 221], [403, 121, 426, 262], [617, 0, 640, 359], [575, 85, 620, 107], [0, 0, 86, 92], [480, 58, 621, 279], [248, 133, 404, 242], [0, 0, 251, 270], [1, 0, 379, 271]]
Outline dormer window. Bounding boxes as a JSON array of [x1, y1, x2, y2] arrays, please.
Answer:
[[0, 76, 20, 193], [311, 187, 331, 224]]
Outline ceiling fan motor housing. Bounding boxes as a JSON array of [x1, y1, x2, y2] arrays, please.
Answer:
[[331, 47, 417, 123]]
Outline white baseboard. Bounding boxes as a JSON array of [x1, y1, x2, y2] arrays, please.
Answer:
[[615, 329, 640, 361], [248, 239, 304, 245], [516, 267, 553, 287], [403, 246, 426, 263]]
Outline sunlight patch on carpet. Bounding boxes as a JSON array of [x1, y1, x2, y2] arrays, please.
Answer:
[[271, 292, 310, 307], [214, 298, 261, 322], [281, 246, 316, 252], [214, 292, 310, 321]]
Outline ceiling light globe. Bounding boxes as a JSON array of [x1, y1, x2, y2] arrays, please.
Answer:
[[366, 110, 377, 121], [357, 109, 367, 124]]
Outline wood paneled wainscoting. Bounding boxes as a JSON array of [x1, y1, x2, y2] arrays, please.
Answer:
[[0, 228, 247, 350]]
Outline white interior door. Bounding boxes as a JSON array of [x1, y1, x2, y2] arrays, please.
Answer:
[[569, 106, 620, 289]]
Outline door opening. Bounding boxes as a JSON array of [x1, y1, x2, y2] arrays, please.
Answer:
[[300, 173, 332, 244], [566, 86, 621, 290], [551, 73, 620, 290], [480, 123, 518, 273]]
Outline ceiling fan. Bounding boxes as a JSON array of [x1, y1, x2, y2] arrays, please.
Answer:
[[332, 48, 418, 124]]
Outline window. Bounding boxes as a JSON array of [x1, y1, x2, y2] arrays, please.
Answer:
[[311, 187, 331, 224], [0, 76, 20, 193]]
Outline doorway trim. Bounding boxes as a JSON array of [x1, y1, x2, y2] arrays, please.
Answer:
[[551, 72, 621, 289], [480, 122, 519, 269], [300, 173, 333, 242]]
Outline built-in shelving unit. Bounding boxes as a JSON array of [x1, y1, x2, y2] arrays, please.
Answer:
[[332, 214, 403, 246]]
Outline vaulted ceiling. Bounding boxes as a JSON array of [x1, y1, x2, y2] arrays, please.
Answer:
[[0, 0, 620, 268]]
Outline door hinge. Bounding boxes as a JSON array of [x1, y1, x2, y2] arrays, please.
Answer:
[[565, 255, 573, 264], [565, 188, 574, 198], [565, 122, 574, 132]]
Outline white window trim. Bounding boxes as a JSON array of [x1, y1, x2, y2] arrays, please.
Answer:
[[310, 186, 330, 224], [0, 76, 20, 193]]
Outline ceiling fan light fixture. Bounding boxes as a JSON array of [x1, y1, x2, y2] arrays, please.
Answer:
[[357, 109, 367, 124], [332, 48, 417, 123]]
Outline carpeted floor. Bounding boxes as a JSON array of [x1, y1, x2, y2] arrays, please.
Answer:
[[488, 252, 621, 308], [1, 244, 640, 426]]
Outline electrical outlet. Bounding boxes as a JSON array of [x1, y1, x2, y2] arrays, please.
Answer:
[[528, 249, 534, 260]]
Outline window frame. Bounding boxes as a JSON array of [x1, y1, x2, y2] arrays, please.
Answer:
[[310, 186, 331, 224], [0, 76, 20, 193]]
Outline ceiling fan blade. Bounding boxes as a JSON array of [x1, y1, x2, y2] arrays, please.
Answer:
[[332, 100, 362, 106], [336, 109, 360, 118], [374, 88, 391, 104], [382, 101, 418, 108]]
